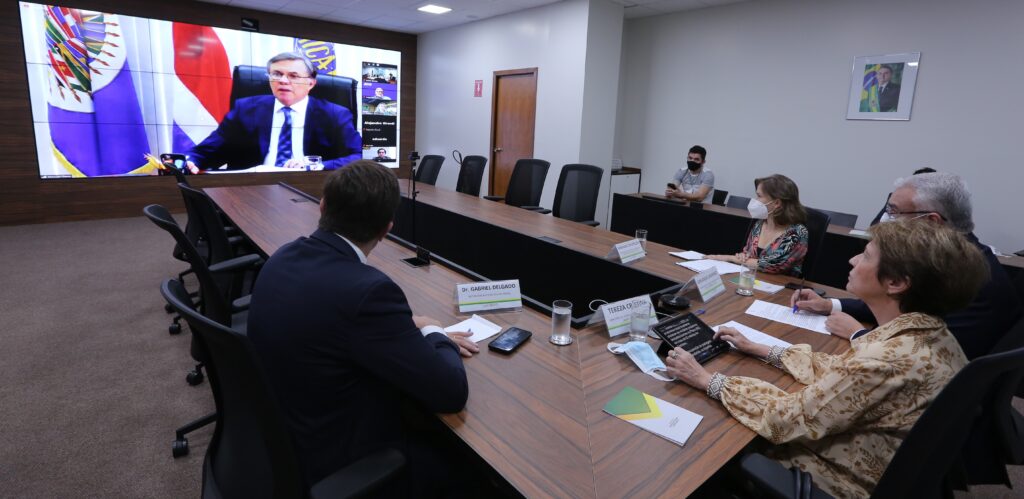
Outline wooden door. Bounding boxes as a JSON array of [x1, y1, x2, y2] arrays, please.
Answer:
[[489, 68, 538, 197]]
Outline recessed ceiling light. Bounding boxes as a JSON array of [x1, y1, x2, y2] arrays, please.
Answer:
[[418, 4, 452, 14]]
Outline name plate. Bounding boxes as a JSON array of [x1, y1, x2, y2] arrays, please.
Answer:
[[693, 267, 726, 302], [589, 295, 658, 337], [607, 239, 646, 264], [455, 279, 522, 313], [653, 313, 729, 364]]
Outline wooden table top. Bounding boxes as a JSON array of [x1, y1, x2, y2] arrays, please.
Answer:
[[206, 183, 851, 498]]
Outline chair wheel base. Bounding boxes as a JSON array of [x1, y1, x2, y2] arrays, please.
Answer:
[[169, 323, 182, 335], [186, 370, 204, 386], [172, 438, 189, 458], [164, 303, 174, 314]]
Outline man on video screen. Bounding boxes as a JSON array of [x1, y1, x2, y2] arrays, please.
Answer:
[[187, 52, 362, 171]]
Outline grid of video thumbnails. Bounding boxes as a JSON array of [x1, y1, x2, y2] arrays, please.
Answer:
[[362, 62, 398, 165]]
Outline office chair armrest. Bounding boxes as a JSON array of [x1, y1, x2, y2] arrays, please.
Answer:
[[208, 253, 263, 275], [739, 453, 832, 499], [520, 206, 550, 214], [231, 294, 250, 312], [482, 195, 504, 202], [310, 448, 406, 499], [581, 220, 600, 227]]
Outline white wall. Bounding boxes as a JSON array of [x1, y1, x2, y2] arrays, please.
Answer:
[[578, 0, 624, 224], [416, 0, 591, 210], [615, 0, 1024, 251]]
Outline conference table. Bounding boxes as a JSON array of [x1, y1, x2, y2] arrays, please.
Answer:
[[205, 182, 851, 498], [610, 192, 1024, 289]]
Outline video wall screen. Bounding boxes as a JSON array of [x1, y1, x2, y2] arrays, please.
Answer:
[[19, 2, 401, 178]]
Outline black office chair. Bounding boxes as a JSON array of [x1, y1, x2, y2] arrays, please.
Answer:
[[146, 204, 258, 458], [981, 315, 1024, 477], [801, 208, 831, 281], [1014, 269, 1024, 302], [712, 189, 728, 206], [739, 344, 1024, 499], [160, 278, 406, 499], [813, 208, 858, 229], [726, 195, 750, 210], [455, 155, 487, 197], [532, 164, 604, 226], [483, 158, 550, 209], [229, 65, 359, 118], [414, 155, 444, 185]]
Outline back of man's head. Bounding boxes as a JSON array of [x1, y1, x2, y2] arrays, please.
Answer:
[[895, 172, 974, 233], [319, 160, 400, 243]]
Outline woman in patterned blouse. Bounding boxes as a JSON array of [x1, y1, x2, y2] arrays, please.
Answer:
[[707, 174, 808, 276], [666, 219, 988, 498]]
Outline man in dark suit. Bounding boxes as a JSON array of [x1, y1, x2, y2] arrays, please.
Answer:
[[877, 64, 901, 112], [248, 160, 479, 493], [187, 52, 362, 171], [792, 172, 1022, 359]]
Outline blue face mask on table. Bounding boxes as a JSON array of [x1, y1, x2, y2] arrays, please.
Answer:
[[607, 341, 675, 381]]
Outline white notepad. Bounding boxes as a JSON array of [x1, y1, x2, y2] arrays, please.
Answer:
[[444, 314, 503, 343], [744, 300, 830, 335]]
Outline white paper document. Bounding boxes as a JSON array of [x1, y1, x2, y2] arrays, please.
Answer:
[[669, 250, 705, 260], [744, 300, 830, 335], [713, 321, 792, 350], [676, 259, 747, 275], [445, 314, 503, 343]]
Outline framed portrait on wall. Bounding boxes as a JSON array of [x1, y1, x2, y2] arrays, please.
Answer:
[[846, 52, 921, 121]]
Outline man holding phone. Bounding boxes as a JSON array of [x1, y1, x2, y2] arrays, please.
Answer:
[[248, 160, 478, 495], [665, 145, 715, 203]]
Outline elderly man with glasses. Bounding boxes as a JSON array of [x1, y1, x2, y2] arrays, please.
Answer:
[[791, 172, 1022, 359], [187, 52, 362, 171]]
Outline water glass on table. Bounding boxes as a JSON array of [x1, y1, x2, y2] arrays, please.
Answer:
[[629, 302, 650, 343], [305, 155, 323, 171], [736, 259, 757, 296], [549, 300, 573, 346], [635, 229, 648, 252]]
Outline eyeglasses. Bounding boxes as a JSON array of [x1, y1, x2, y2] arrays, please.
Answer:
[[267, 71, 313, 83], [884, 204, 946, 220]]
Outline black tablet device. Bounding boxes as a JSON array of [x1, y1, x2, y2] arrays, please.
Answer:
[[653, 313, 729, 364]]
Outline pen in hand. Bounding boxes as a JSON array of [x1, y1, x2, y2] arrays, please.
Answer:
[[792, 277, 806, 314]]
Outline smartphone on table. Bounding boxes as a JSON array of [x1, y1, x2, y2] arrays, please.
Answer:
[[488, 327, 532, 354]]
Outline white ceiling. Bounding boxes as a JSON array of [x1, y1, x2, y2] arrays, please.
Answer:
[[197, 0, 751, 34]]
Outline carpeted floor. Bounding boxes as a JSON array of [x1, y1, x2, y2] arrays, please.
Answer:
[[0, 215, 1021, 497], [1, 215, 211, 497]]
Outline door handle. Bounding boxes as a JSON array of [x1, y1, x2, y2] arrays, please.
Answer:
[[494, 147, 503, 153]]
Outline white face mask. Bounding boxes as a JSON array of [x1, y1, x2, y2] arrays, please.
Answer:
[[747, 199, 770, 219]]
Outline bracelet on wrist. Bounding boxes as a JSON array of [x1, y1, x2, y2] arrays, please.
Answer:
[[706, 372, 727, 401]]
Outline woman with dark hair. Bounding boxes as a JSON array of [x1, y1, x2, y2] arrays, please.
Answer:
[[666, 219, 988, 497], [708, 174, 808, 275]]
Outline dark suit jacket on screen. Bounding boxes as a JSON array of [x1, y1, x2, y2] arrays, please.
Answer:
[[840, 232, 1022, 359], [247, 229, 468, 485], [188, 95, 362, 171]]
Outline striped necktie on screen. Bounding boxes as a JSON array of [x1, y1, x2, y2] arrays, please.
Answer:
[[275, 107, 293, 167]]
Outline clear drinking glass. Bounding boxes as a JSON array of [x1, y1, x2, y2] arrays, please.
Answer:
[[629, 302, 650, 343], [550, 300, 573, 345], [635, 229, 648, 252], [736, 260, 756, 296], [305, 155, 324, 171]]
